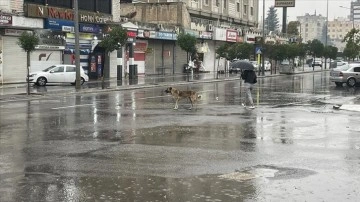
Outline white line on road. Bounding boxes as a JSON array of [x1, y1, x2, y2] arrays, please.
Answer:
[[51, 104, 94, 110]]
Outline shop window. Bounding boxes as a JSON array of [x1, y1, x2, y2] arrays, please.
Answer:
[[97, 0, 111, 14], [47, 0, 72, 8], [79, 0, 95, 12]]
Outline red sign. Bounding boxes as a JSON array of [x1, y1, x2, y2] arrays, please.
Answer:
[[226, 30, 237, 42], [0, 15, 12, 25], [127, 31, 137, 38]]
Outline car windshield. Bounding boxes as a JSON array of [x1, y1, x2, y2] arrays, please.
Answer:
[[43, 65, 56, 72]]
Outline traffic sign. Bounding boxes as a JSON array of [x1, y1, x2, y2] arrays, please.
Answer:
[[255, 47, 262, 55]]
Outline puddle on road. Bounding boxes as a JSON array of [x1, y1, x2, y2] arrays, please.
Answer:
[[218, 165, 316, 182]]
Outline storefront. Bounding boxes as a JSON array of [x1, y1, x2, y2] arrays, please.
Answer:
[[138, 29, 177, 75], [0, 15, 44, 84]]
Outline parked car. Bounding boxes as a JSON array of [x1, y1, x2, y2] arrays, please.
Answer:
[[336, 60, 348, 67], [264, 61, 271, 71], [312, 59, 322, 68], [27, 64, 89, 86], [330, 63, 360, 87]]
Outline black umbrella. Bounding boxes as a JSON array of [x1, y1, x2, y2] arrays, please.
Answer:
[[230, 60, 255, 71]]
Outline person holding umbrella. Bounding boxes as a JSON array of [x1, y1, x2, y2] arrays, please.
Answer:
[[231, 60, 257, 109]]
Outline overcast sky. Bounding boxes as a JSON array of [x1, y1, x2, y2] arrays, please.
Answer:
[[258, 0, 353, 23]]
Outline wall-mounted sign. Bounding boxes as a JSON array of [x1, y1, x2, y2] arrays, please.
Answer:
[[184, 29, 199, 38], [45, 19, 74, 32], [213, 28, 226, 41], [199, 31, 212, 39], [274, 0, 295, 7], [226, 30, 237, 42], [66, 33, 93, 40], [155, 32, 176, 40], [138, 30, 156, 38], [25, 3, 112, 24], [0, 14, 12, 25], [4, 29, 30, 36], [35, 45, 65, 50], [12, 16, 43, 28], [80, 24, 100, 33], [127, 30, 137, 38]]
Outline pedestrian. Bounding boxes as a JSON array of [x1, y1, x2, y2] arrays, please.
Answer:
[[241, 69, 257, 109]]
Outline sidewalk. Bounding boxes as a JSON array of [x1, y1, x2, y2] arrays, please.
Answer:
[[0, 66, 326, 98]]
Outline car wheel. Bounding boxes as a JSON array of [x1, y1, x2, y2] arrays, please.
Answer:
[[36, 77, 47, 86], [335, 82, 343, 87], [80, 78, 85, 85], [347, 78, 356, 87]]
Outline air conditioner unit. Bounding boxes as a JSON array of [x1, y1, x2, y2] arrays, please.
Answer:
[[206, 24, 213, 32]]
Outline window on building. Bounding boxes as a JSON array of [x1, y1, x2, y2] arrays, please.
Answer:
[[24, 0, 45, 4], [250, 7, 254, 15], [305, 28, 308, 32], [237, 3, 240, 12], [79, 0, 95, 11], [97, 0, 111, 13], [47, 0, 72, 8], [244, 5, 247, 14], [305, 23, 308, 27], [216, 0, 220, 7], [223, 0, 226, 9], [204, 0, 209, 5]]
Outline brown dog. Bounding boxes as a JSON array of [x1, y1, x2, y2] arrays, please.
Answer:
[[165, 87, 201, 110]]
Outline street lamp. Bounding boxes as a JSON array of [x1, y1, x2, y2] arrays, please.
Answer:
[[340, 6, 355, 29], [74, 0, 81, 90]]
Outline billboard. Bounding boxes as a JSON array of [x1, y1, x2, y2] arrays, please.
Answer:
[[274, 0, 295, 7]]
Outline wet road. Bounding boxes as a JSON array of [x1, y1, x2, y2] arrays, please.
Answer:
[[1, 71, 360, 201]]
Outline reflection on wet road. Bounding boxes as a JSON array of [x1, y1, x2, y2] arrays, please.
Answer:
[[1, 72, 360, 201]]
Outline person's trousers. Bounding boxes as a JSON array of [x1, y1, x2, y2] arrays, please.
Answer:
[[243, 82, 254, 106]]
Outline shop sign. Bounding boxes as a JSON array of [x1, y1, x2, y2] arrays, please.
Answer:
[[127, 30, 137, 38], [138, 30, 156, 38], [12, 16, 43, 28], [155, 32, 176, 40], [35, 29, 65, 46], [226, 30, 237, 42], [184, 29, 199, 38], [45, 19, 74, 32], [213, 27, 226, 41], [66, 33, 93, 40], [4, 29, 30, 37], [0, 14, 12, 25], [199, 31, 212, 39], [80, 24, 100, 33], [25, 3, 112, 24], [35, 45, 65, 50]]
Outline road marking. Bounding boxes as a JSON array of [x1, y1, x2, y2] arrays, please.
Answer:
[[52, 103, 94, 110]]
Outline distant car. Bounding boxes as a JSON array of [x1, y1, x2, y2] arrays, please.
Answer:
[[330, 63, 360, 87], [27, 64, 89, 86], [312, 60, 322, 67], [336, 60, 348, 67], [264, 61, 271, 71]]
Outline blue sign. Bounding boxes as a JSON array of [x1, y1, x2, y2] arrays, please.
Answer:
[[80, 24, 100, 34], [45, 19, 101, 34], [44, 19, 74, 31], [155, 32, 176, 40], [255, 47, 262, 55]]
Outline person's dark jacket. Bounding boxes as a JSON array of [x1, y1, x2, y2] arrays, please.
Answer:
[[241, 70, 257, 84]]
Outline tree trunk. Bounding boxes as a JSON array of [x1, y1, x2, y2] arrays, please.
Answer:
[[101, 52, 110, 89], [27, 51, 30, 95]]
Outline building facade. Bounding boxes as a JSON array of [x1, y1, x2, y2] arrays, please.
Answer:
[[351, 0, 360, 23], [0, 0, 120, 84], [327, 17, 360, 52], [297, 13, 326, 44]]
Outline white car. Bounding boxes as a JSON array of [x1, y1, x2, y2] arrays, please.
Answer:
[[249, 61, 259, 71], [28, 64, 89, 86], [264, 61, 271, 71]]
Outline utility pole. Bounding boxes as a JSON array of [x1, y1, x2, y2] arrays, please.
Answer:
[[74, 0, 81, 90], [261, 0, 265, 76], [325, 0, 328, 70]]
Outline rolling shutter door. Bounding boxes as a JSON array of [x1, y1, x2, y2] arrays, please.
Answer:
[[2, 36, 27, 83]]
